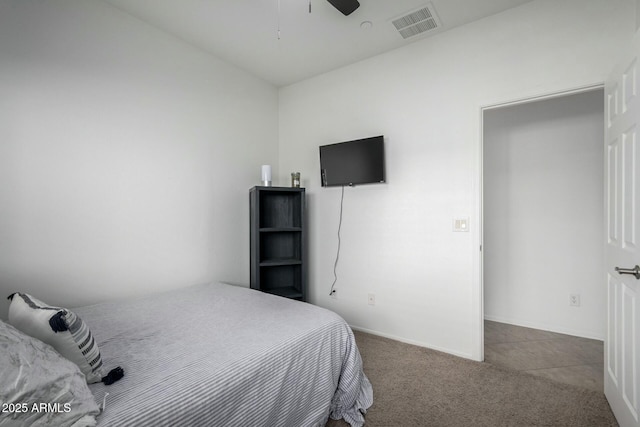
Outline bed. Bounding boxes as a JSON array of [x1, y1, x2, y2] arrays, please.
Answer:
[[67, 282, 372, 426]]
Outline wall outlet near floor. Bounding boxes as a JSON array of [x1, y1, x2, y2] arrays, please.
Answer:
[[368, 293, 376, 306], [569, 294, 581, 307]]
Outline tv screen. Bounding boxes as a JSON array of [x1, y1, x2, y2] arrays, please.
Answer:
[[319, 135, 385, 187]]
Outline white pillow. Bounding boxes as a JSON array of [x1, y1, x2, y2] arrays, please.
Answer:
[[8, 293, 104, 384], [0, 319, 100, 427]]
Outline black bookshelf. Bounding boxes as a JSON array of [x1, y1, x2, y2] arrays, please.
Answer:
[[250, 186, 306, 301]]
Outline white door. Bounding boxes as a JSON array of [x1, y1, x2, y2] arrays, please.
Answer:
[[605, 31, 640, 427]]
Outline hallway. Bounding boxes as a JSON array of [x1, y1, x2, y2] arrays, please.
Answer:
[[484, 320, 604, 393]]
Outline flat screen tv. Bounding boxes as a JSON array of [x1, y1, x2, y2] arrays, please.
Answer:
[[319, 135, 385, 187]]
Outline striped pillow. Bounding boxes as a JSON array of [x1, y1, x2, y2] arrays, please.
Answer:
[[7, 292, 103, 383]]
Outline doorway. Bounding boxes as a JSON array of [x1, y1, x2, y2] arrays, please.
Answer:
[[482, 88, 605, 390]]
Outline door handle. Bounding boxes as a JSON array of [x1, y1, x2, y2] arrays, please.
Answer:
[[615, 265, 640, 279]]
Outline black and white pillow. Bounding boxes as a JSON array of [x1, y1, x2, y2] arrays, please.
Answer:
[[7, 292, 104, 384]]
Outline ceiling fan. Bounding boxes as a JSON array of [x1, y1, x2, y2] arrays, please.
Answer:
[[326, 0, 360, 16], [277, 0, 359, 39]]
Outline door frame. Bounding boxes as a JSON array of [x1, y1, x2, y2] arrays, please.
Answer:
[[476, 82, 605, 361]]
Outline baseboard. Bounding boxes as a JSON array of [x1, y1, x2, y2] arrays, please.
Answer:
[[483, 314, 604, 341], [348, 325, 474, 360]]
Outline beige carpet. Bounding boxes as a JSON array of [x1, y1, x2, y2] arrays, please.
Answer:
[[327, 331, 618, 427]]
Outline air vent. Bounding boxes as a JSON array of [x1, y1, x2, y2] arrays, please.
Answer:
[[391, 3, 441, 39]]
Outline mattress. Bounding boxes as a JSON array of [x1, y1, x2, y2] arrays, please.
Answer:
[[74, 282, 373, 426]]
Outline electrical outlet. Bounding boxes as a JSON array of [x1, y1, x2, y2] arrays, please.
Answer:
[[330, 289, 338, 299], [569, 294, 581, 307], [368, 293, 375, 306]]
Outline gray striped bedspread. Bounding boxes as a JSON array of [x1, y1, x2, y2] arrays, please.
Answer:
[[75, 282, 373, 426]]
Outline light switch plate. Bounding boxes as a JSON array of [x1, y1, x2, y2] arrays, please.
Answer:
[[453, 217, 469, 232]]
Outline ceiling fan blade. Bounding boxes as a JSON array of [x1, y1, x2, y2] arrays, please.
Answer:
[[326, 0, 360, 16]]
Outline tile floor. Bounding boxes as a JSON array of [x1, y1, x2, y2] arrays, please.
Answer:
[[484, 320, 604, 393]]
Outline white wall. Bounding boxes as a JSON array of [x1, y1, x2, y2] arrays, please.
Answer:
[[279, 0, 635, 359], [483, 90, 604, 340], [0, 0, 278, 318]]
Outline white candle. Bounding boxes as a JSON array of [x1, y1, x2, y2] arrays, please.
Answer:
[[261, 165, 272, 186]]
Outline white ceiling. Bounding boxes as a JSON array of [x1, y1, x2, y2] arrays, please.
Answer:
[[103, 0, 535, 87]]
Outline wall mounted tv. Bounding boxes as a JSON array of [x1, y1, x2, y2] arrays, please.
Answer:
[[319, 135, 385, 187]]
